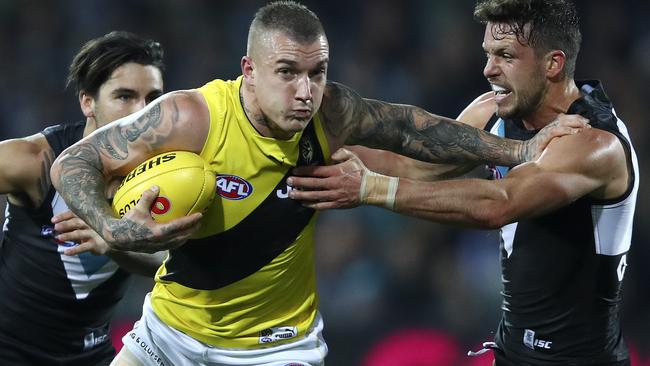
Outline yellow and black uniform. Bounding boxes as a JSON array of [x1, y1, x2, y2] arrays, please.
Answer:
[[150, 76, 330, 349]]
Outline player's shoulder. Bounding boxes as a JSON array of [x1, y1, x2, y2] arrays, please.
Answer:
[[2, 132, 52, 159], [161, 89, 210, 122], [541, 125, 628, 183], [457, 91, 496, 129], [167, 89, 206, 105]]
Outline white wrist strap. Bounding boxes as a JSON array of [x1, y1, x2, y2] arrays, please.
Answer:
[[360, 171, 399, 210]]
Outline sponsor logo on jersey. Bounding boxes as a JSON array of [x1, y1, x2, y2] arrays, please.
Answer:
[[276, 184, 294, 199], [300, 137, 314, 164], [523, 329, 552, 350], [217, 174, 253, 200], [41, 225, 77, 247], [259, 326, 298, 344]]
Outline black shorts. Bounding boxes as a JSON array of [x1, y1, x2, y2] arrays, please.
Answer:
[[493, 348, 631, 366], [0, 330, 114, 366]]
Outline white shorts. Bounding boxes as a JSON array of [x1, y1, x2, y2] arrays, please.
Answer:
[[120, 294, 328, 366]]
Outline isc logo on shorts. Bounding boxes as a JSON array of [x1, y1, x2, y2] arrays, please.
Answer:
[[523, 329, 552, 350], [217, 174, 253, 200]]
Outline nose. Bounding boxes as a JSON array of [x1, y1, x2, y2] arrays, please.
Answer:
[[483, 55, 499, 79], [295, 74, 312, 102], [130, 98, 147, 114]]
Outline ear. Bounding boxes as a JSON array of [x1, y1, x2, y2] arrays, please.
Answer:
[[241, 56, 255, 86], [545, 50, 566, 79], [79, 91, 95, 118]]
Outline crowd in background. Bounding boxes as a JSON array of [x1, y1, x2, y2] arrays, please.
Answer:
[[1, 0, 648, 364]]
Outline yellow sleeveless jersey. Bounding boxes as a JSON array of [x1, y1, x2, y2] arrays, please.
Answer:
[[150, 76, 331, 348]]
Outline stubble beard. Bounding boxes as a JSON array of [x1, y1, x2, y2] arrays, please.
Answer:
[[498, 79, 547, 121]]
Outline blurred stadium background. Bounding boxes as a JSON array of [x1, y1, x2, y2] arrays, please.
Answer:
[[1, 0, 648, 364]]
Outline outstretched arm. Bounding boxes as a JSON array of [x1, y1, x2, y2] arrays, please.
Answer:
[[50, 91, 210, 253], [338, 92, 500, 180], [320, 82, 587, 166], [390, 128, 628, 227], [343, 145, 469, 181], [289, 129, 630, 229]]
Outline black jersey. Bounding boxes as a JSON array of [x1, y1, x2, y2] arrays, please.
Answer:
[[0, 121, 130, 366], [484, 81, 638, 365]]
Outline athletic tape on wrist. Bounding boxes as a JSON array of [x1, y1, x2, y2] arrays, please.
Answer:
[[360, 171, 399, 210]]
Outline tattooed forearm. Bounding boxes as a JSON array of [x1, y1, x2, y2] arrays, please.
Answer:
[[339, 97, 524, 165], [322, 82, 525, 165], [56, 143, 113, 233], [108, 219, 154, 252], [362, 103, 523, 164]]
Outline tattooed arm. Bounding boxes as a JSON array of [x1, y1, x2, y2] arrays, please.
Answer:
[[341, 92, 500, 180], [320, 82, 586, 166], [288, 85, 587, 209], [0, 133, 56, 208], [50, 91, 210, 253]]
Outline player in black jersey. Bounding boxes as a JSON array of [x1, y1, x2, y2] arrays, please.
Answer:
[[288, 1, 637, 365], [0, 31, 166, 366]]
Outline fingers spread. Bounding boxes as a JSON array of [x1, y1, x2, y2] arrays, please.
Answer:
[[292, 165, 337, 177], [54, 217, 87, 233], [288, 188, 331, 202], [287, 176, 331, 191], [56, 228, 92, 243], [51, 210, 77, 223], [331, 148, 357, 162], [64, 244, 87, 256], [551, 126, 577, 138]]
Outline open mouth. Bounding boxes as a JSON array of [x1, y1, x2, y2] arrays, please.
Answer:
[[491, 84, 512, 101]]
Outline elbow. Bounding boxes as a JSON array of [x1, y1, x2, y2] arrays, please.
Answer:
[[471, 201, 514, 229]]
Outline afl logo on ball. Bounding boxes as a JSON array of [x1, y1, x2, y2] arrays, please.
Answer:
[[151, 196, 171, 215], [216, 174, 253, 200]]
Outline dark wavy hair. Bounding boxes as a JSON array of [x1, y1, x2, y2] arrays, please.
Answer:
[[66, 31, 165, 97], [474, 0, 581, 77]]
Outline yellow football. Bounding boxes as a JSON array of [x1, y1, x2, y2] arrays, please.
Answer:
[[112, 151, 216, 222]]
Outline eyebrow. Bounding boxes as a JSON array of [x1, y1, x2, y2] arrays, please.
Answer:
[[275, 59, 298, 66], [275, 58, 329, 66], [484, 45, 513, 54], [110, 88, 137, 96], [110, 87, 164, 96]]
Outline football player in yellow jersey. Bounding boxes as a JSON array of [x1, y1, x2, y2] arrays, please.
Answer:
[[50, 2, 586, 366]]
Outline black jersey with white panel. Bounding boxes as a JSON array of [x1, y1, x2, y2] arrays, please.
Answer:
[[484, 81, 637, 365], [0, 121, 130, 365]]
